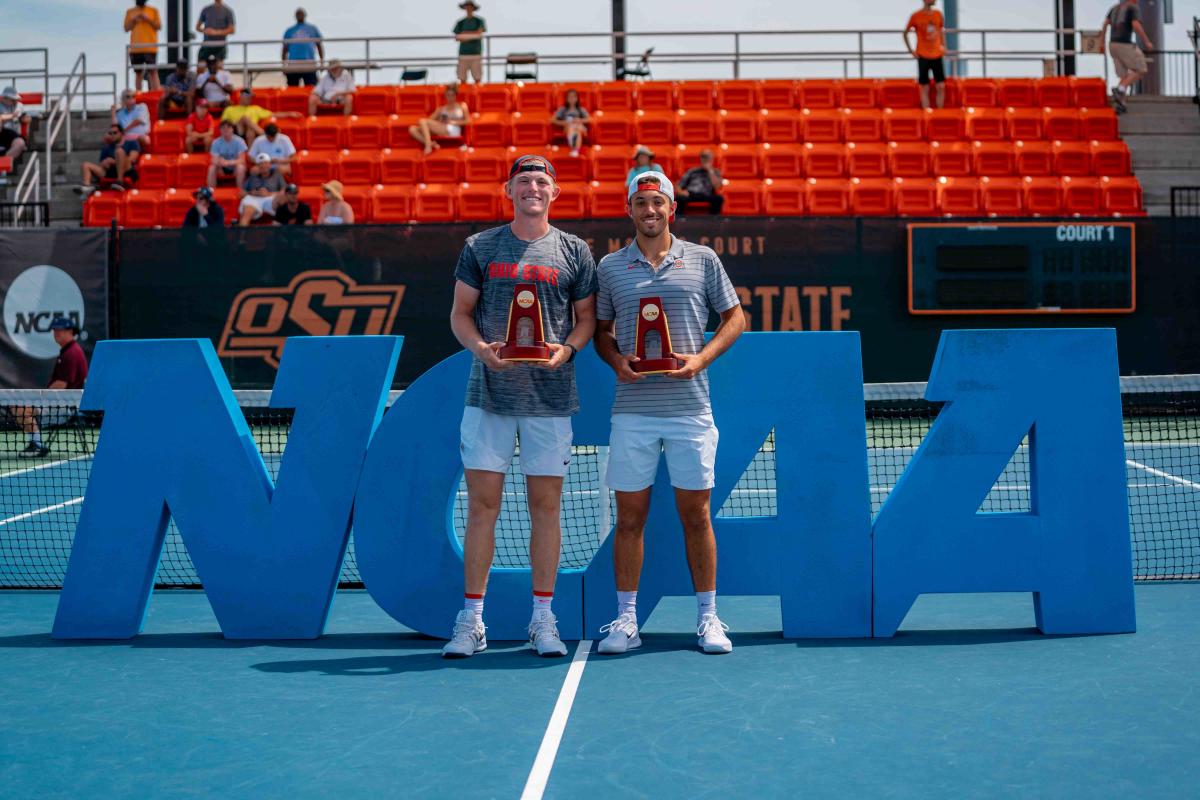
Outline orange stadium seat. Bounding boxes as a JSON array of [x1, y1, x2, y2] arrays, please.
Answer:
[[801, 109, 841, 143], [889, 142, 931, 177], [385, 115, 424, 148], [591, 145, 631, 181], [558, 84, 596, 111], [422, 147, 464, 183], [1006, 107, 1043, 141], [1091, 141, 1131, 176], [1101, 176, 1143, 215], [718, 144, 760, 179], [1072, 77, 1108, 108], [998, 79, 1037, 107], [1079, 107, 1118, 140], [635, 110, 677, 143], [720, 180, 763, 215], [514, 82, 557, 113], [762, 179, 805, 215], [758, 110, 800, 143], [136, 154, 175, 190], [292, 150, 338, 184], [161, 187, 194, 225], [843, 108, 883, 142], [396, 86, 438, 115], [1062, 176, 1102, 215], [354, 87, 396, 116], [960, 79, 998, 108], [380, 148, 421, 183], [1014, 140, 1053, 176], [595, 82, 636, 111], [677, 111, 720, 144], [458, 183, 505, 220], [925, 109, 966, 141], [1053, 141, 1092, 176], [371, 185, 414, 223], [341, 186, 373, 222], [846, 142, 889, 178], [123, 189, 162, 228], [883, 108, 924, 141], [931, 141, 973, 176], [590, 181, 627, 217], [274, 87, 311, 116], [345, 115, 387, 149], [648, 144, 682, 177], [966, 107, 1006, 141], [174, 152, 210, 187], [467, 113, 509, 148], [151, 120, 185, 154], [677, 81, 716, 110], [760, 143, 805, 179], [307, 117, 348, 150], [972, 141, 1017, 176], [635, 81, 677, 111], [877, 80, 922, 109], [338, 150, 381, 185], [549, 182, 590, 219], [758, 80, 797, 109], [894, 177, 937, 216], [461, 147, 512, 183], [1022, 176, 1062, 215], [850, 177, 895, 215], [510, 112, 551, 147], [840, 80, 876, 109], [474, 84, 515, 113], [296, 185, 323, 211], [715, 80, 758, 111], [1044, 109, 1081, 140], [211, 187, 240, 220], [805, 178, 851, 215], [592, 110, 637, 144], [803, 143, 846, 178], [980, 176, 1025, 216], [797, 80, 839, 109], [1037, 77, 1073, 108], [273, 116, 308, 150], [413, 183, 457, 222], [83, 192, 123, 227], [937, 176, 982, 216], [253, 88, 281, 110], [719, 110, 760, 144], [546, 146, 590, 182]]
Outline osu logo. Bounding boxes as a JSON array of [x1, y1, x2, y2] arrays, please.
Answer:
[[218, 270, 405, 368]]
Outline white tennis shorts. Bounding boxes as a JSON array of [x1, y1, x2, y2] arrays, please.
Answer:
[[460, 406, 573, 477], [606, 413, 719, 492]]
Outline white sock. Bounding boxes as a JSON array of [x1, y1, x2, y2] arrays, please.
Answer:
[[532, 592, 553, 617], [617, 590, 637, 619], [29, 431, 42, 446], [464, 594, 484, 618], [696, 591, 717, 621]]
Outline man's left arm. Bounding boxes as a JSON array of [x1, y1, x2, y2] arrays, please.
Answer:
[[667, 304, 745, 379]]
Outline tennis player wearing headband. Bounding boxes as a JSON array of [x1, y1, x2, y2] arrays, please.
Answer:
[[593, 171, 745, 655], [445, 154, 598, 658]]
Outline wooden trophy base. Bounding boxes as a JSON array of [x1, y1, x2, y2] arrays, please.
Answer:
[[499, 344, 552, 362], [632, 355, 681, 375]]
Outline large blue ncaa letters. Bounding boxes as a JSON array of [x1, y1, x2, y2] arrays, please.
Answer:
[[52, 329, 1136, 640]]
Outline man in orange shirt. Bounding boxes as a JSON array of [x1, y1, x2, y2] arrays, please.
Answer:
[[904, 0, 946, 109], [124, 0, 162, 92]]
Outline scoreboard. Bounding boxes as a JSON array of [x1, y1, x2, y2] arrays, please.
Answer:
[[908, 222, 1136, 315]]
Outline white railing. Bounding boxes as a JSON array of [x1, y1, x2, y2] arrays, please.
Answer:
[[41, 53, 90, 201], [0, 71, 117, 113], [9, 151, 41, 227], [0, 48, 50, 105]]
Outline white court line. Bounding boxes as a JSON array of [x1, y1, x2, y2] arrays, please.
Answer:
[[521, 640, 592, 800], [0, 454, 90, 480], [1125, 459, 1200, 492], [0, 496, 84, 527]]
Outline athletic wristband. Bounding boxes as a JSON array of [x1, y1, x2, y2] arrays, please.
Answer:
[[564, 343, 578, 362]]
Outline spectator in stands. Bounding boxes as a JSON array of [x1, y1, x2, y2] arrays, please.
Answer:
[[626, 146, 662, 184], [904, 0, 946, 109], [207, 119, 248, 189], [318, 180, 354, 224], [238, 153, 288, 226], [282, 7, 324, 88], [274, 184, 314, 225], [158, 59, 195, 117], [0, 87, 29, 162], [185, 97, 215, 152], [14, 317, 89, 459], [114, 90, 151, 149], [408, 84, 469, 155], [221, 89, 275, 146], [552, 88, 589, 157], [675, 149, 724, 215], [196, 0, 236, 62], [1101, 0, 1154, 112], [249, 122, 297, 176], [125, 0, 162, 92], [308, 60, 355, 116], [183, 185, 225, 227], [73, 123, 131, 196], [195, 54, 234, 108], [453, 1, 487, 85]]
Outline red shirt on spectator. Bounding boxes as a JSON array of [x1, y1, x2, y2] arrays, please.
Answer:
[[187, 110, 214, 133], [50, 340, 89, 389]]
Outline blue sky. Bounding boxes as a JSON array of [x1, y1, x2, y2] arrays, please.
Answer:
[[2, 0, 1195, 99]]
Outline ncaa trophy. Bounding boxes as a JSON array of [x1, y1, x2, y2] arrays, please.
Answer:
[[499, 282, 552, 362], [631, 296, 681, 373]]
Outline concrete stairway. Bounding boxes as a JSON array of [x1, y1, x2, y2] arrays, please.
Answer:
[[1119, 95, 1200, 216]]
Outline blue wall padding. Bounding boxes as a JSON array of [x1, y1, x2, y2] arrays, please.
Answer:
[[52, 336, 400, 639], [872, 329, 1136, 637]]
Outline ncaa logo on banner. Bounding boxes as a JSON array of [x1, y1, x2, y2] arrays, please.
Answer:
[[1, 265, 86, 359], [218, 269, 405, 368]]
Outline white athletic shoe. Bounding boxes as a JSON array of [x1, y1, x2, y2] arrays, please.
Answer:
[[529, 610, 568, 657], [597, 613, 641, 655], [442, 610, 487, 658], [697, 613, 732, 654]]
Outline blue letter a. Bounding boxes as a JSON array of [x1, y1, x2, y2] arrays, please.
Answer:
[[52, 336, 400, 639]]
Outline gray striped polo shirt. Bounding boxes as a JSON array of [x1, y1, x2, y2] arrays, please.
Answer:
[[597, 235, 740, 417]]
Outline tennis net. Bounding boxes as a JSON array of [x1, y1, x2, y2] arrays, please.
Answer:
[[1, 376, 1197, 588]]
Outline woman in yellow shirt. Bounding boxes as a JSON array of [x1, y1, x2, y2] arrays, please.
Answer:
[[125, 0, 162, 92]]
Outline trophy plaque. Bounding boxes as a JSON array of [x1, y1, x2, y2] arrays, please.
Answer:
[[631, 296, 681, 374], [498, 282, 552, 362]]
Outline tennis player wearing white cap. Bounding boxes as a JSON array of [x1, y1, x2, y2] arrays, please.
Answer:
[[592, 171, 746, 655]]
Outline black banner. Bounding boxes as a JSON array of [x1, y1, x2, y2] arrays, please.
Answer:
[[0, 229, 109, 389], [116, 218, 1200, 388]]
